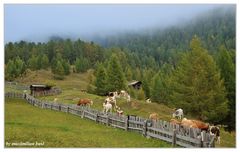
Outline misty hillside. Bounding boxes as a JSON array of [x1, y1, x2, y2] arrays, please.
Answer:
[[93, 7, 235, 63]]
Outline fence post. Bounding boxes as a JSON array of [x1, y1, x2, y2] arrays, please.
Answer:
[[172, 129, 177, 147], [95, 113, 99, 123], [67, 106, 69, 113], [125, 115, 129, 131], [59, 105, 61, 111], [209, 134, 215, 148], [142, 120, 147, 136], [51, 103, 53, 110], [81, 109, 85, 118], [106, 114, 109, 126], [32, 99, 35, 106], [201, 131, 206, 147]]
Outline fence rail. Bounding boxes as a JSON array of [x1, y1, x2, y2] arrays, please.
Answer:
[[5, 81, 30, 90], [5, 92, 215, 148], [31, 88, 62, 97]]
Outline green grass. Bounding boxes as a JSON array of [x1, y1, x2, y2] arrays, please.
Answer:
[[5, 98, 171, 148], [11, 69, 236, 147]]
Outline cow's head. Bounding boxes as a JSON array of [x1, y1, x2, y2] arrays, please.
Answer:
[[209, 126, 221, 144]]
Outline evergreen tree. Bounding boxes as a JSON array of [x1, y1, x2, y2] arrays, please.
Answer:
[[75, 57, 90, 73], [28, 55, 38, 70], [137, 88, 145, 100], [87, 70, 95, 94], [53, 61, 65, 80], [5, 59, 16, 80], [62, 60, 71, 75], [94, 64, 108, 95], [14, 56, 25, 76], [151, 73, 162, 102], [217, 45, 236, 130], [106, 54, 126, 92], [51, 57, 58, 74], [142, 74, 151, 99], [41, 54, 49, 69], [125, 67, 133, 81], [170, 36, 228, 123]]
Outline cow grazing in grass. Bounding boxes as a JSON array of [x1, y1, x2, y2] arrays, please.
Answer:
[[120, 90, 131, 102], [181, 118, 198, 128], [103, 102, 112, 113], [172, 108, 184, 119], [116, 107, 124, 116], [209, 126, 221, 144], [146, 98, 151, 103], [181, 118, 210, 131], [105, 95, 117, 110], [54, 98, 58, 103], [149, 113, 159, 121], [77, 99, 93, 107], [170, 118, 181, 125], [191, 120, 209, 131]]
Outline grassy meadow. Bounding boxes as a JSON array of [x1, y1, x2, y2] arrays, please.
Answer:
[[5, 69, 236, 148], [5, 98, 171, 148]]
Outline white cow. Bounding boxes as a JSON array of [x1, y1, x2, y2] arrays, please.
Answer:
[[126, 94, 131, 102], [172, 108, 184, 119], [103, 102, 112, 113], [146, 98, 151, 103], [105, 95, 117, 109]]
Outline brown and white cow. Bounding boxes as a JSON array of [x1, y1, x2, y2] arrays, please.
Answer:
[[77, 99, 93, 107], [149, 113, 159, 121], [209, 126, 221, 144], [172, 108, 184, 119]]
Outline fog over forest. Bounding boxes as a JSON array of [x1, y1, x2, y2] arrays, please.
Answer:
[[4, 4, 234, 43]]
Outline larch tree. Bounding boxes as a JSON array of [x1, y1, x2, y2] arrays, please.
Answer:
[[94, 64, 108, 96], [217, 45, 235, 130], [170, 36, 229, 124], [106, 54, 126, 92]]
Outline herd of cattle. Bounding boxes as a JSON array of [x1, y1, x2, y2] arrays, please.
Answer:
[[76, 90, 221, 144]]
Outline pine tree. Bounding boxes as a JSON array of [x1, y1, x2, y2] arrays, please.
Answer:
[[51, 57, 58, 74], [170, 36, 228, 123], [5, 59, 16, 80], [142, 74, 151, 99], [41, 54, 49, 69], [28, 55, 38, 70], [137, 88, 145, 100], [53, 61, 65, 80], [14, 56, 25, 76], [217, 45, 235, 130], [151, 73, 162, 102], [62, 60, 70, 75], [75, 57, 90, 73], [125, 67, 133, 81], [106, 54, 126, 92], [94, 64, 108, 95]]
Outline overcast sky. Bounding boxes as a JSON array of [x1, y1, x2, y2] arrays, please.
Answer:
[[4, 4, 228, 43]]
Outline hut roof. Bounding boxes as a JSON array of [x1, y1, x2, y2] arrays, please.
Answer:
[[128, 80, 142, 86], [30, 84, 48, 88]]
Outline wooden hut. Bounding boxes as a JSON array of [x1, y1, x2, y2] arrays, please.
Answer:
[[128, 80, 142, 90], [30, 84, 52, 95]]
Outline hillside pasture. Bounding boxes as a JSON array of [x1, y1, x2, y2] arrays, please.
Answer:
[[12, 69, 236, 147], [5, 98, 171, 148]]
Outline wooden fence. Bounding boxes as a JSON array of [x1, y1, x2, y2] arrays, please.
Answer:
[[5, 81, 62, 97], [5, 81, 29, 90], [5, 92, 215, 148], [31, 88, 62, 97]]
